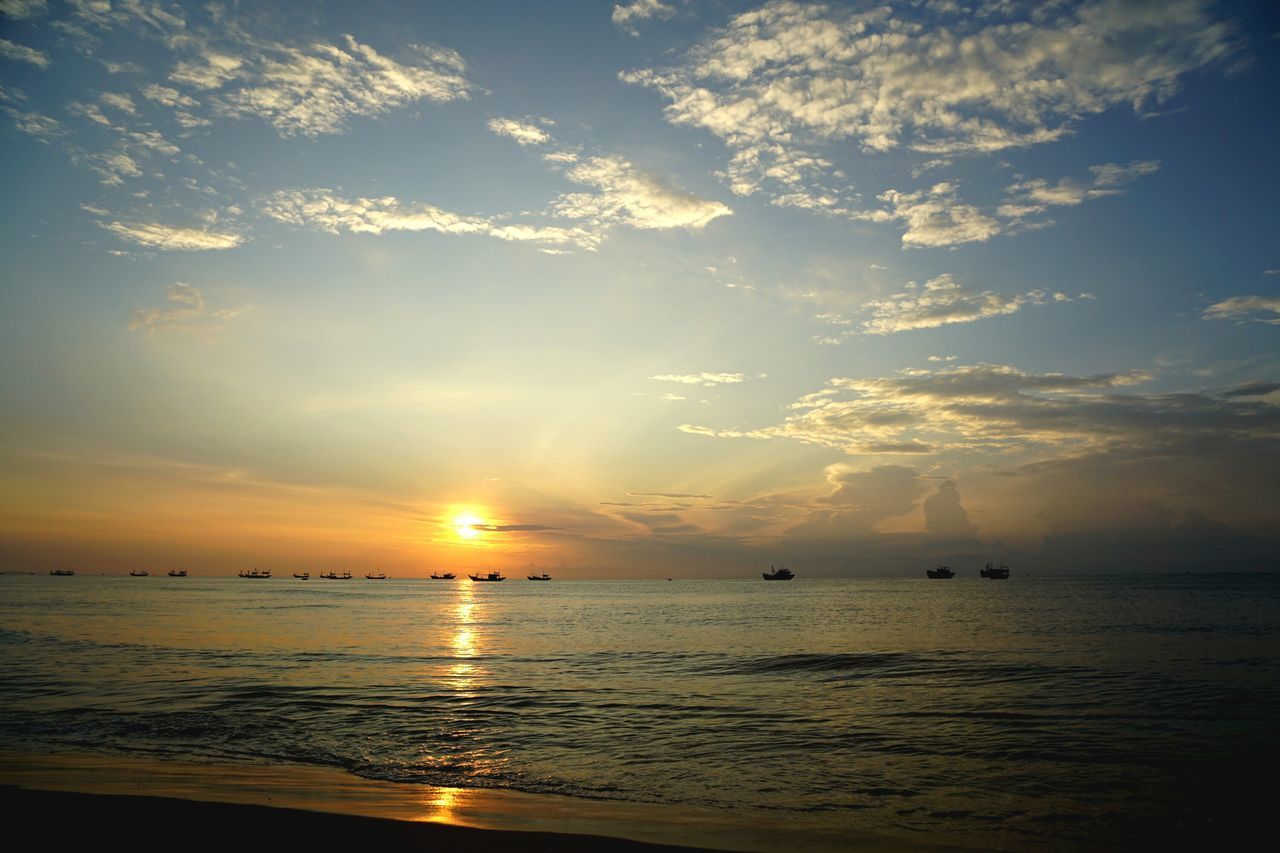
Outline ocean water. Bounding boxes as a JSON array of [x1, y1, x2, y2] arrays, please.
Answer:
[[1, 574, 1277, 849]]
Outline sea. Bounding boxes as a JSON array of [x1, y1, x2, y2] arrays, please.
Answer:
[[1, 573, 1277, 850]]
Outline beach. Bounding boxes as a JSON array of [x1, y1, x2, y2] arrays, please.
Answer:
[[0, 751, 942, 852]]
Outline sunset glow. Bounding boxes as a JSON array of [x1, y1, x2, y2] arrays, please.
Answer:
[[0, 1, 1275, 577]]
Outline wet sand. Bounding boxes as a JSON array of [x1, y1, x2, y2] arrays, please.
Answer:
[[0, 752, 958, 852]]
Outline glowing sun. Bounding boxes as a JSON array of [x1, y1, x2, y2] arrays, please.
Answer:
[[453, 514, 484, 540]]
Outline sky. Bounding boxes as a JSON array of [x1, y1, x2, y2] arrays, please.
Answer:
[[1, 0, 1278, 577]]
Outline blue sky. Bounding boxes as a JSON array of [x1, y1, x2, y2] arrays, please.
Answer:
[[1, 0, 1278, 575]]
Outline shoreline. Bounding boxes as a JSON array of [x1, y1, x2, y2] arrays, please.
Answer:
[[0, 751, 958, 852]]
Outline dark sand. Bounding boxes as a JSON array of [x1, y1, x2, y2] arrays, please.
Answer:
[[0, 752, 958, 852], [5, 785, 711, 851]]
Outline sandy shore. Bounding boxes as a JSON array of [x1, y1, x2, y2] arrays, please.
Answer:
[[5, 784, 713, 851], [0, 751, 957, 852]]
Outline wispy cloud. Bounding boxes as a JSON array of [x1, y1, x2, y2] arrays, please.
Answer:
[[677, 363, 1224, 457], [263, 188, 594, 248], [4, 107, 64, 138], [622, 0, 1235, 206], [100, 219, 245, 251], [1000, 160, 1160, 222], [487, 116, 553, 145], [819, 274, 1070, 337], [552, 155, 732, 231], [0, 37, 49, 67], [171, 34, 475, 137], [1203, 296, 1280, 325], [652, 372, 758, 386], [0, 1, 49, 18], [612, 0, 676, 37], [129, 283, 247, 336]]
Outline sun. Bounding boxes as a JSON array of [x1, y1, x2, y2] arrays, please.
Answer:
[[453, 514, 484, 540]]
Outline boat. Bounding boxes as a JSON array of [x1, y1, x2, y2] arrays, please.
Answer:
[[129, 570, 149, 577], [762, 565, 794, 581], [430, 572, 455, 579], [926, 564, 954, 579], [468, 571, 505, 582], [50, 569, 74, 576], [526, 572, 551, 581], [238, 568, 271, 579], [980, 560, 1010, 580], [167, 569, 187, 577], [293, 571, 309, 580], [319, 571, 352, 580], [365, 571, 387, 580]]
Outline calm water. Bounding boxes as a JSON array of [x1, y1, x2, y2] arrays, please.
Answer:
[[1, 574, 1277, 849]]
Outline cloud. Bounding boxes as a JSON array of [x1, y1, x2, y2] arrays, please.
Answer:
[[79, 150, 143, 185], [4, 107, 64, 138], [172, 34, 475, 137], [856, 182, 1002, 249], [652, 372, 749, 386], [622, 0, 1235, 204], [0, 1, 49, 18], [0, 37, 49, 68], [487, 117, 552, 145], [835, 273, 1068, 336], [612, 0, 676, 37], [141, 83, 198, 109], [100, 219, 245, 251], [923, 480, 977, 538], [263, 188, 594, 248], [999, 160, 1160, 221], [129, 283, 247, 336], [471, 523, 560, 533], [489, 121, 732, 235], [1203, 295, 1280, 325], [674, 362, 1280, 462], [99, 91, 138, 115], [1220, 381, 1280, 399], [552, 154, 732, 230]]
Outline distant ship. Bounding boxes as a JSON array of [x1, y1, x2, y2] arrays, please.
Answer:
[[50, 569, 74, 576], [980, 561, 1010, 580], [430, 572, 456, 580], [365, 571, 387, 580], [167, 569, 187, 577], [129, 570, 149, 577], [927, 565, 954, 579], [293, 571, 309, 580], [527, 572, 552, 581], [238, 568, 271, 579], [763, 566, 794, 581], [469, 571, 505, 582], [320, 571, 352, 580]]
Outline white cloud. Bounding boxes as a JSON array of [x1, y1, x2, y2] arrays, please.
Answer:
[[850, 274, 1063, 336], [652, 372, 758, 386], [263, 188, 595, 248], [623, 0, 1235, 205], [99, 91, 138, 115], [129, 282, 246, 337], [99, 219, 245, 251], [1000, 160, 1160, 221], [1203, 296, 1280, 326], [553, 155, 732, 231], [80, 150, 143, 185], [0, 37, 49, 68], [856, 182, 1001, 249], [612, 0, 676, 37], [173, 35, 475, 137], [487, 117, 552, 145]]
